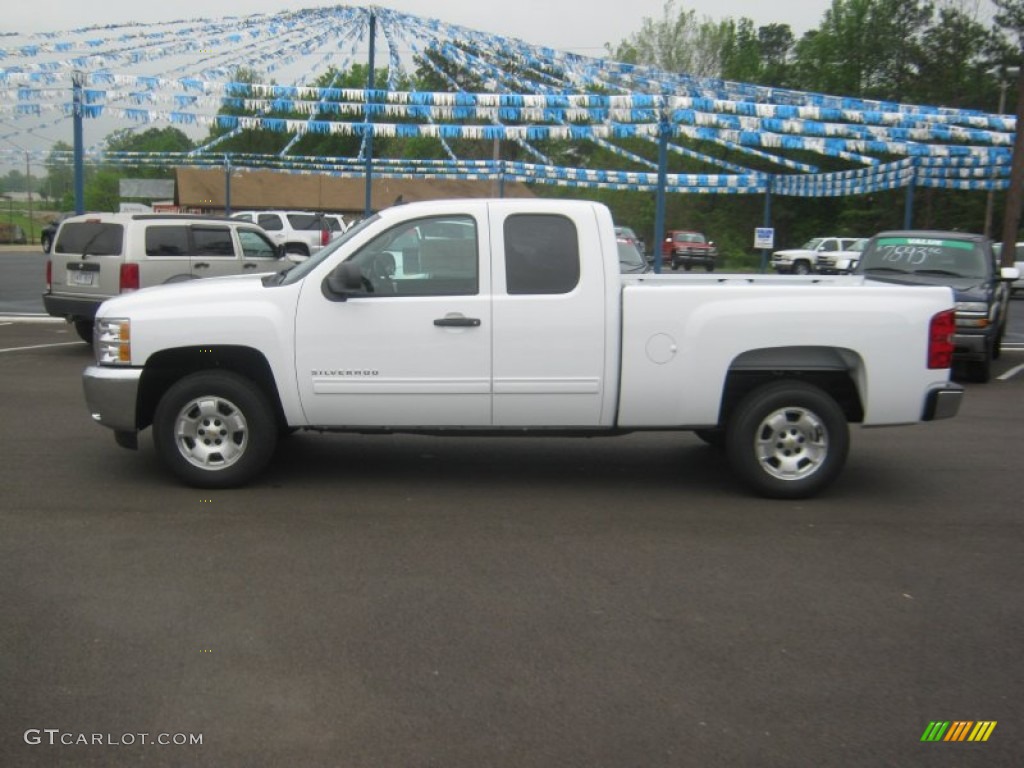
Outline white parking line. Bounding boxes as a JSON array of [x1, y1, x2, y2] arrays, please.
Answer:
[[0, 341, 85, 354], [997, 362, 1024, 381]]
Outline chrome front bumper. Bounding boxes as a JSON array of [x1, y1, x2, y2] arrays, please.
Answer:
[[83, 365, 143, 433]]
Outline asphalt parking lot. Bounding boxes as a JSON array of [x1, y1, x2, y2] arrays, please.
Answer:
[[1, 320, 1022, 767]]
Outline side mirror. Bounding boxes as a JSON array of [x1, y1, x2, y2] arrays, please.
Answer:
[[323, 261, 366, 300], [1000, 266, 1020, 281]]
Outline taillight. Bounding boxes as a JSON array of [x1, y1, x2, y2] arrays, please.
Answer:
[[45, 259, 51, 291], [320, 227, 330, 246], [119, 263, 140, 293], [928, 309, 956, 369]]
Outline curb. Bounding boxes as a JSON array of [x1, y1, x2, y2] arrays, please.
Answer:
[[0, 315, 63, 323]]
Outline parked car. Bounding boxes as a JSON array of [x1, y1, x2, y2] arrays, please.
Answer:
[[771, 237, 860, 275], [816, 237, 867, 274], [993, 241, 1024, 295], [0, 223, 27, 244], [41, 213, 75, 254], [230, 211, 346, 260], [617, 237, 649, 274], [43, 213, 287, 342], [614, 225, 646, 256], [853, 230, 1020, 382], [661, 230, 716, 271]]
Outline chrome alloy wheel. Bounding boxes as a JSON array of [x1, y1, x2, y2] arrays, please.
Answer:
[[753, 407, 828, 481], [173, 395, 249, 470]]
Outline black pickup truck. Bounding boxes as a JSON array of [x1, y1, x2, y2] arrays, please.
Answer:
[[852, 230, 1019, 382]]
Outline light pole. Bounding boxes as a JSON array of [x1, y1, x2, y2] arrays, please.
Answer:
[[984, 65, 1020, 239]]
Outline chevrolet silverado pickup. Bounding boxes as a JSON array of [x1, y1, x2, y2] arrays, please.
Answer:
[[83, 199, 963, 499]]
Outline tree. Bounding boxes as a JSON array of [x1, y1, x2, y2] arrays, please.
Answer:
[[609, 0, 731, 77], [793, 0, 932, 100]]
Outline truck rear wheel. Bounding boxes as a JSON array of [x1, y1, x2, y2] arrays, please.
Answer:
[[152, 371, 278, 488], [725, 381, 849, 499]]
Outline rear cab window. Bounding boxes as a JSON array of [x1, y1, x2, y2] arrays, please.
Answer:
[[504, 214, 580, 295], [55, 222, 124, 256]]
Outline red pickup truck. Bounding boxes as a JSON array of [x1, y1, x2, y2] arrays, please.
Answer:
[[661, 230, 716, 271]]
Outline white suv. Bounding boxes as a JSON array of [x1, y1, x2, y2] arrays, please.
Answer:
[[230, 211, 346, 260], [770, 237, 861, 275]]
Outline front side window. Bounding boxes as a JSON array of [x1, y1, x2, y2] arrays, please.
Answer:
[[504, 214, 580, 295], [238, 229, 278, 259], [343, 215, 478, 296], [145, 226, 190, 257]]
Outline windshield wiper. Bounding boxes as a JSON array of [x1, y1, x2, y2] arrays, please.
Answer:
[[913, 269, 964, 277], [865, 266, 911, 274]]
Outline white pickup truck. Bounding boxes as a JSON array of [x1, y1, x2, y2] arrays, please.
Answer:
[[83, 199, 963, 498]]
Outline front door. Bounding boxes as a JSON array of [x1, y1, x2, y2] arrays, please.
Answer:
[[294, 209, 492, 427]]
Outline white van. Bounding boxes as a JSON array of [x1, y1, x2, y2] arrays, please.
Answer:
[[44, 213, 287, 341]]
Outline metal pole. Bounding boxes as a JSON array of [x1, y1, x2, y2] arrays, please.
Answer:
[[983, 75, 1013, 238], [760, 176, 773, 272], [652, 108, 669, 275], [72, 71, 85, 214], [1000, 65, 1024, 268], [903, 166, 915, 230], [363, 10, 376, 218], [224, 155, 232, 216], [25, 151, 33, 244]]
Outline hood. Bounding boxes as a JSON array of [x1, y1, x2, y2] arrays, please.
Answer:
[[861, 271, 991, 300], [96, 272, 272, 317]]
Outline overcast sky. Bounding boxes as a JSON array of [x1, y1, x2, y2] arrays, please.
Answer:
[[7, 0, 841, 52]]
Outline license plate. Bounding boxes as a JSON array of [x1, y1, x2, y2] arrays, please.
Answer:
[[70, 270, 96, 287]]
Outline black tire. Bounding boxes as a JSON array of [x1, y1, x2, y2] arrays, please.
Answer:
[[967, 343, 992, 383], [705, 264, 714, 272], [152, 371, 278, 488], [793, 261, 812, 275], [725, 381, 849, 499], [694, 428, 724, 449], [73, 319, 94, 344]]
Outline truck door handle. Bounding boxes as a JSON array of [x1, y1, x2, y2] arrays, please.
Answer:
[[243, 263, 258, 269], [193, 262, 209, 269], [434, 316, 481, 327]]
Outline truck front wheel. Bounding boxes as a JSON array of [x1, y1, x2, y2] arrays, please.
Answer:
[[152, 371, 278, 488], [725, 381, 849, 499]]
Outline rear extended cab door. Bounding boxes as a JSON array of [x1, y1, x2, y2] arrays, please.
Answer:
[[488, 201, 618, 427]]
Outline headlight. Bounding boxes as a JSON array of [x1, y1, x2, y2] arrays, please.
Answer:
[[95, 317, 131, 365]]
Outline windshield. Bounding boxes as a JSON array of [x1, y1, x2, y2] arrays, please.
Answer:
[[859, 236, 990, 279], [271, 215, 379, 286], [674, 232, 705, 244], [801, 238, 824, 250], [617, 240, 647, 272]]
